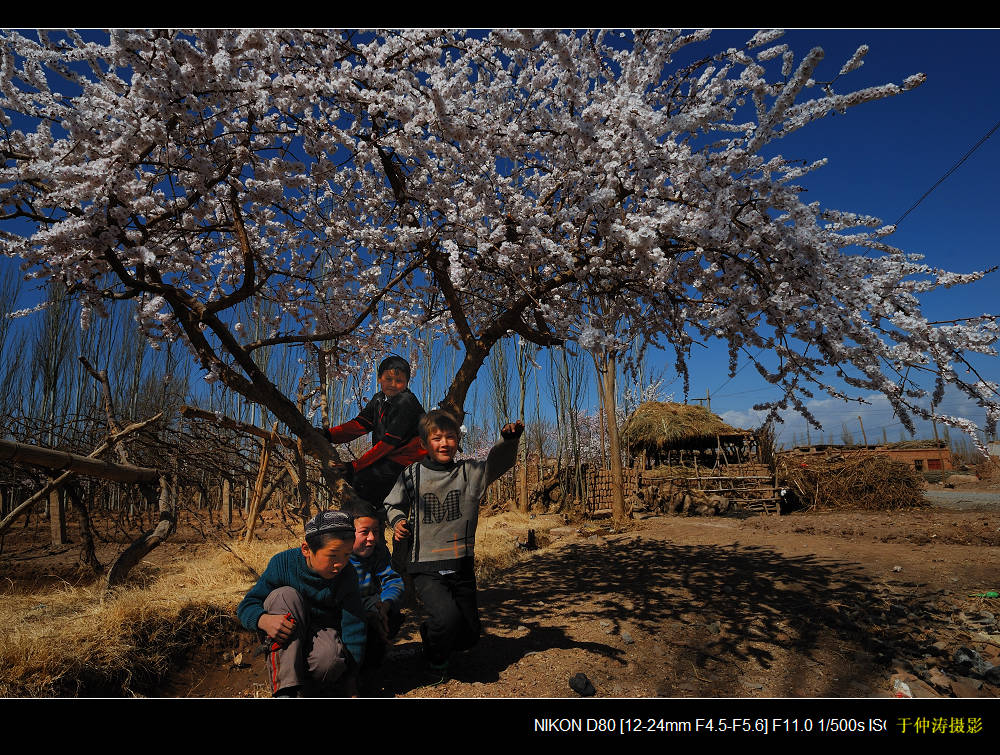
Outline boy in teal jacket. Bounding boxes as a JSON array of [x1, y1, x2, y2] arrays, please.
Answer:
[[237, 510, 367, 697]]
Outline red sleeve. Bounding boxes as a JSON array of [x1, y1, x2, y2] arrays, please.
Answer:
[[324, 418, 370, 444], [391, 437, 427, 466], [351, 441, 398, 473]]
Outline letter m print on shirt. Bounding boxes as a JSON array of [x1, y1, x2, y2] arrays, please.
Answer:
[[421, 491, 461, 523]]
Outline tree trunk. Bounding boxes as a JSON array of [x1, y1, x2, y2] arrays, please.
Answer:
[[66, 482, 102, 575], [439, 343, 488, 421], [223, 477, 232, 527], [516, 342, 529, 513], [594, 349, 626, 522], [245, 423, 278, 543], [105, 476, 175, 591], [49, 487, 67, 546]]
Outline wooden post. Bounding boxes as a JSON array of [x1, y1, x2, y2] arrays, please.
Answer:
[[49, 487, 67, 546], [857, 416, 868, 446]]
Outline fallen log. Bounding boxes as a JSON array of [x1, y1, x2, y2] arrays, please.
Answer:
[[0, 438, 159, 483], [0, 414, 163, 536]]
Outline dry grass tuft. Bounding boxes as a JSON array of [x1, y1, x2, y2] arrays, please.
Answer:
[[0, 537, 295, 697], [475, 511, 563, 585]]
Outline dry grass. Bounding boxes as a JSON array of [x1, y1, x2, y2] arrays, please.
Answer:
[[0, 538, 290, 697], [2, 513, 558, 697], [474, 511, 562, 584], [777, 452, 926, 511]]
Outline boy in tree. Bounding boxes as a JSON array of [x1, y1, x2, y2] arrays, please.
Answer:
[[384, 409, 524, 684], [236, 510, 367, 697], [344, 499, 406, 683], [323, 355, 426, 509]]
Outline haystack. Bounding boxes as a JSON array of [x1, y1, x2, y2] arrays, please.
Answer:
[[777, 452, 926, 511], [620, 401, 749, 455]]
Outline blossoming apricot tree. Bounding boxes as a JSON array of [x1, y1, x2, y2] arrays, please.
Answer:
[[2, 29, 997, 493]]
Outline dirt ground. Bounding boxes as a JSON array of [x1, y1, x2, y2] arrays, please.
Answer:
[[4, 491, 1000, 699]]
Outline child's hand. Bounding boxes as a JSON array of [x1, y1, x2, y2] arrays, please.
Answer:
[[377, 600, 392, 637], [393, 519, 410, 541], [258, 612, 296, 646], [500, 420, 525, 439], [369, 600, 391, 640]]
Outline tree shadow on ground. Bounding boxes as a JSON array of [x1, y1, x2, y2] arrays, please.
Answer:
[[380, 627, 625, 696], [457, 534, 949, 696]]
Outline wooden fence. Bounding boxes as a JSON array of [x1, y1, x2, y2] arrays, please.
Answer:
[[584, 462, 779, 516]]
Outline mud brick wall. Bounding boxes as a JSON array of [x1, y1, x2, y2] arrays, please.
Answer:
[[585, 468, 641, 514]]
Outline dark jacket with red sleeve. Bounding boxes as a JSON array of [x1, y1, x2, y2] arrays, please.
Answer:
[[325, 388, 426, 476]]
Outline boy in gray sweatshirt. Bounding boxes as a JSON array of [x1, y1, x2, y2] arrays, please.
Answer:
[[384, 409, 524, 684]]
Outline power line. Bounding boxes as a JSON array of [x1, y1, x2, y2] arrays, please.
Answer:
[[712, 115, 1000, 398], [893, 116, 1000, 227]]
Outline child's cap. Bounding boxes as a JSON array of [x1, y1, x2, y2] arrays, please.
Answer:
[[377, 354, 410, 380], [304, 510, 355, 538]]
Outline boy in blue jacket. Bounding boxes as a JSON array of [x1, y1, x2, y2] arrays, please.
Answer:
[[237, 510, 367, 697], [346, 500, 405, 671]]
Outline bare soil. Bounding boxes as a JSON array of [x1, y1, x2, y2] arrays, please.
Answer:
[[4, 495, 1000, 699]]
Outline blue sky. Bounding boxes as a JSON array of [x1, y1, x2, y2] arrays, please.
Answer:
[[651, 29, 1000, 445]]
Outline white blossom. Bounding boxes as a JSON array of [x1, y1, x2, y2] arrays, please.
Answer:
[[0, 28, 993, 444]]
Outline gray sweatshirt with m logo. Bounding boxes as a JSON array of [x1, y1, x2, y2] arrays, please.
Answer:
[[384, 434, 519, 574]]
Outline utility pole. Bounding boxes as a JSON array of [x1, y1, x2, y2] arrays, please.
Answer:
[[690, 389, 711, 413], [931, 416, 946, 471]]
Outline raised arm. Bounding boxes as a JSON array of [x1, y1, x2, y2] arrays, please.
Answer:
[[484, 420, 524, 487]]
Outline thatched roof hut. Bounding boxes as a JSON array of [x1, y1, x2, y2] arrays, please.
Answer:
[[620, 401, 751, 456]]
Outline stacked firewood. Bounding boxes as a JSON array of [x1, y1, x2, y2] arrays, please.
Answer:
[[776, 452, 925, 510]]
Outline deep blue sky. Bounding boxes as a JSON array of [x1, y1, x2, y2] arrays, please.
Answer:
[[653, 29, 1000, 445]]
